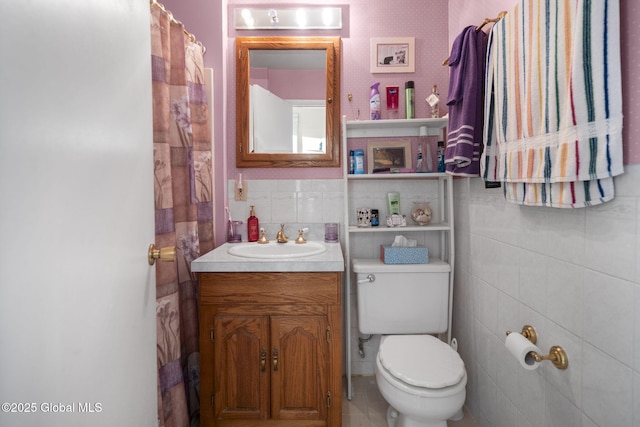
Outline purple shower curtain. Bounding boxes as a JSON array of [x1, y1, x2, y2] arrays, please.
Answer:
[[150, 4, 214, 426]]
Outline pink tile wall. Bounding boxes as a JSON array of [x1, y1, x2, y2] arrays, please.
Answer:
[[448, 0, 640, 165]]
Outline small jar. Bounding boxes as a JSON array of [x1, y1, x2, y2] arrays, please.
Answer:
[[371, 209, 379, 226], [411, 202, 432, 225]]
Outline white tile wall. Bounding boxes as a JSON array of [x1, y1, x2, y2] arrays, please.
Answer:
[[227, 178, 344, 242], [226, 166, 640, 426], [452, 164, 640, 427]]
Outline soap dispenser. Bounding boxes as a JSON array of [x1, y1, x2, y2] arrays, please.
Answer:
[[247, 205, 259, 242]]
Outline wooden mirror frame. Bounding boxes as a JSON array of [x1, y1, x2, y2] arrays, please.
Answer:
[[236, 36, 341, 168]]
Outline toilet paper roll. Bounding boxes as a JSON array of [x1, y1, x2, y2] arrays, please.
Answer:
[[505, 332, 541, 371]]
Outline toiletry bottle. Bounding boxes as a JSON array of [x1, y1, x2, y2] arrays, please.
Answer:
[[405, 81, 415, 119], [371, 209, 379, 226], [426, 84, 440, 118], [370, 83, 381, 120], [385, 85, 399, 119], [247, 205, 259, 242], [387, 192, 401, 215], [354, 149, 365, 174], [437, 141, 446, 173], [349, 150, 355, 174], [417, 126, 432, 172]]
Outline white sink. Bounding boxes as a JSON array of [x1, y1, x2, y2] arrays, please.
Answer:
[[227, 241, 327, 259]]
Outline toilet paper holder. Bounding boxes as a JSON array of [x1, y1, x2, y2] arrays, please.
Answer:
[[506, 325, 537, 344], [506, 325, 568, 370]]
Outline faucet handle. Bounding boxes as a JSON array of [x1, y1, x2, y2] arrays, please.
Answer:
[[295, 228, 308, 244], [276, 224, 288, 243]]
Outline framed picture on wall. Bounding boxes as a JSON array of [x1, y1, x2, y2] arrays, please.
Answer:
[[370, 37, 415, 73], [367, 140, 412, 173]]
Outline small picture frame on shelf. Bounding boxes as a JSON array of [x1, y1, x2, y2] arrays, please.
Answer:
[[370, 37, 415, 73], [367, 140, 412, 173]]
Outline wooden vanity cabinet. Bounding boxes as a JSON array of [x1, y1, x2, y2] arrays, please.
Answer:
[[199, 272, 342, 427]]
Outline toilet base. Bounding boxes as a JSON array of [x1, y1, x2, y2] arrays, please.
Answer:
[[376, 354, 466, 427], [450, 408, 464, 421], [386, 405, 451, 427]]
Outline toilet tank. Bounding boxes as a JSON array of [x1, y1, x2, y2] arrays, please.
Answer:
[[353, 259, 450, 334]]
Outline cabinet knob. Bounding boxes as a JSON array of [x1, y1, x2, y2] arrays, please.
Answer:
[[260, 347, 267, 372], [273, 347, 279, 372]]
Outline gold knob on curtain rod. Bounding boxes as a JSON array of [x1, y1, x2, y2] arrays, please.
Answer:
[[148, 244, 176, 265]]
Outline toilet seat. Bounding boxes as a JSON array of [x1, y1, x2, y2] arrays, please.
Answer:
[[378, 335, 465, 389]]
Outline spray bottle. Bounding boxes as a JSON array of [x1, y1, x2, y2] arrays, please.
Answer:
[[370, 82, 381, 120]]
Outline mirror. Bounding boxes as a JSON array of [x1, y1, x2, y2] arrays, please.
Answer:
[[236, 37, 341, 168]]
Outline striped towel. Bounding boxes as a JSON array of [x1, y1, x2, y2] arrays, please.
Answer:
[[481, 0, 623, 208]]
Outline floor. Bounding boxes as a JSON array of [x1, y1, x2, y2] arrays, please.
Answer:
[[343, 376, 478, 427]]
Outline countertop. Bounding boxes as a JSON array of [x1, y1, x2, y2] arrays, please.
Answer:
[[191, 241, 345, 272]]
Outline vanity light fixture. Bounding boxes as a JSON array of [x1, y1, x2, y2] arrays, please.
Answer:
[[240, 8, 255, 27], [296, 9, 307, 28], [234, 7, 342, 30], [268, 9, 279, 25]]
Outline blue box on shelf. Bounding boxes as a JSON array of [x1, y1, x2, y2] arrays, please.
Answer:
[[380, 245, 429, 264]]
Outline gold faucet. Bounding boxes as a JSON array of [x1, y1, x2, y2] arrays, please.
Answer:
[[295, 228, 308, 244], [257, 228, 269, 244], [276, 224, 288, 243]]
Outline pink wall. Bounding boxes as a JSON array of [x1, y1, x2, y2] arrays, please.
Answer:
[[161, 0, 640, 183], [225, 0, 451, 180]]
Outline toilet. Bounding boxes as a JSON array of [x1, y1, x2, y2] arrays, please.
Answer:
[[353, 259, 467, 427]]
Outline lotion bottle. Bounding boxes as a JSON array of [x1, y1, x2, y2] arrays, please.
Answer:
[[247, 205, 259, 242], [370, 82, 381, 120]]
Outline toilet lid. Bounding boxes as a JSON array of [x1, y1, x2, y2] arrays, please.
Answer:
[[379, 335, 465, 389]]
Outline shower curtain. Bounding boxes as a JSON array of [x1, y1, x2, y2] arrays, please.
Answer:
[[150, 4, 214, 426]]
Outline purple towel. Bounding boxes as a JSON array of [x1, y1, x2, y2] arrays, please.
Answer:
[[445, 26, 488, 176]]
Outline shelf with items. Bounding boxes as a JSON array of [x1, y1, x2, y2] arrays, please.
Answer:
[[348, 223, 451, 233], [345, 118, 447, 138], [346, 172, 448, 179], [345, 176, 452, 259], [341, 115, 454, 401]]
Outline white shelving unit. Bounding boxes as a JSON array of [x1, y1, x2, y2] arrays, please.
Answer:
[[342, 116, 455, 400]]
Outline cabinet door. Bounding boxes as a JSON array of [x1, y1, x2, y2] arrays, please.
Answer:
[[270, 315, 329, 421], [213, 315, 270, 420]]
